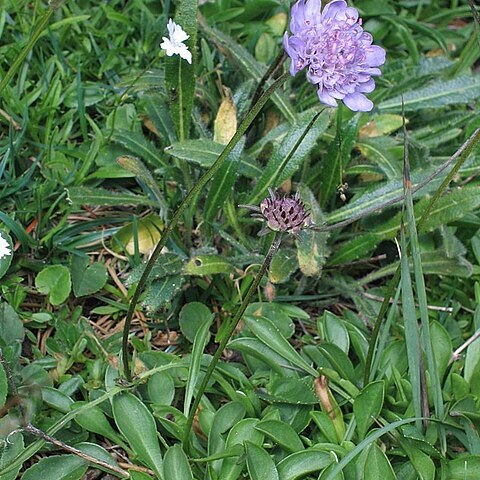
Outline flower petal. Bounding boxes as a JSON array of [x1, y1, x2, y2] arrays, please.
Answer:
[[357, 78, 375, 93], [318, 88, 338, 107], [365, 45, 386, 67], [304, 0, 323, 25], [178, 46, 192, 64], [321, 0, 347, 21], [343, 92, 373, 112]]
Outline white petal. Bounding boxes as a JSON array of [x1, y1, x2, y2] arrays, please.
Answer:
[[178, 45, 192, 64], [172, 23, 189, 43], [167, 18, 175, 37]]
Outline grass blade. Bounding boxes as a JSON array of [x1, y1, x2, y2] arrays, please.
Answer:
[[400, 226, 423, 429]]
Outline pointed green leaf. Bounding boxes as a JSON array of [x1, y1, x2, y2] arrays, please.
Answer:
[[246, 442, 280, 480], [112, 392, 164, 479]]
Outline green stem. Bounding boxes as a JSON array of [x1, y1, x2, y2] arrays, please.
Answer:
[[121, 72, 290, 380], [363, 127, 480, 385], [0, 1, 62, 98], [182, 233, 282, 449]]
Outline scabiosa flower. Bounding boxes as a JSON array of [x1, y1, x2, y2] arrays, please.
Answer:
[[0, 233, 11, 260], [283, 0, 386, 111], [160, 19, 192, 64], [242, 189, 312, 236]]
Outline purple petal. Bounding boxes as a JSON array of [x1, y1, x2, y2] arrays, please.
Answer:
[[344, 7, 359, 24], [364, 67, 382, 76], [318, 88, 338, 107], [283, 34, 307, 75], [357, 78, 375, 93], [343, 92, 373, 112], [321, 0, 347, 21], [365, 46, 386, 67], [304, 0, 323, 25]]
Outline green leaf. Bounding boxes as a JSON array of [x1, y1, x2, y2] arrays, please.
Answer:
[[356, 136, 401, 180], [353, 381, 384, 440], [42, 387, 73, 413], [379, 75, 480, 111], [127, 253, 184, 285], [202, 23, 295, 123], [316, 344, 355, 381], [321, 311, 349, 354], [430, 321, 452, 381], [220, 419, 265, 480], [165, 0, 197, 140], [329, 234, 379, 266], [76, 442, 123, 475], [112, 392, 164, 478], [183, 255, 234, 276], [362, 444, 396, 480], [71, 256, 107, 297], [179, 302, 214, 343], [116, 155, 168, 217], [21, 455, 88, 480], [142, 275, 184, 313], [163, 445, 193, 480], [248, 110, 329, 205], [0, 432, 23, 480], [402, 441, 435, 480], [67, 186, 156, 207], [143, 94, 177, 144], [400, 228, 423, 428], [277, 449, 333, 480], [255, 420, 304, 453], [0, 363, 8, 409], [465, 334, 480, 385], [111, 129, 166, 168], [130, 472, 154, 480], [242, 315, 318, 377], [246, 442, 280, 480], [447, 455, 480, 479], [148, 373, 175, 406], [0, 231, 13, 280], [183, 313, 213, 416], [295, 186, 328, 277], [35, 265, 71, 305], [228, 337, 299, 377], [320, 112, 359, 207], [310, 412, 339, 444], [165, 139, 261, 178], [71, 402, 127, 448], [204, 139, 244, 223], [0, 302, 24, 347], [268, 248, 298, 284]]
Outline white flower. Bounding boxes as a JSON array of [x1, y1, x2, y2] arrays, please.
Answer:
[[0, 233, 11, 260], [160, 19, 192, 64]]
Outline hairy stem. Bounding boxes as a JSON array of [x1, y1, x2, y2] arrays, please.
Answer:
[[182, 233, 282, 448], [121, 72, 289, 380]]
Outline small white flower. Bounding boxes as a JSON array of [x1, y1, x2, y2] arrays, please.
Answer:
[[0, 233, 11, 260], [160, 19, 192, 64]]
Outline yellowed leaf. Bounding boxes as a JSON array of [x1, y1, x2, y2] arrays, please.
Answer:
[[214, 87, 237, 145]]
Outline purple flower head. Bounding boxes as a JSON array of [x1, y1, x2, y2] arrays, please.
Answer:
[[283, 0, 386, 111]]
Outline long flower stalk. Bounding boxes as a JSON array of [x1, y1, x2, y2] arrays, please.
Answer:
[[121, 72, 289, 380], [182, 232, 282, 448]]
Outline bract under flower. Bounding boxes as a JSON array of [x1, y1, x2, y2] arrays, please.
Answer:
[[160, 19, 192, 64], [283, 0, 385, 111]]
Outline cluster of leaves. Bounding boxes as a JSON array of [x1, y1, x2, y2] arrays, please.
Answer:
[[0, 0, 480, 479]]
